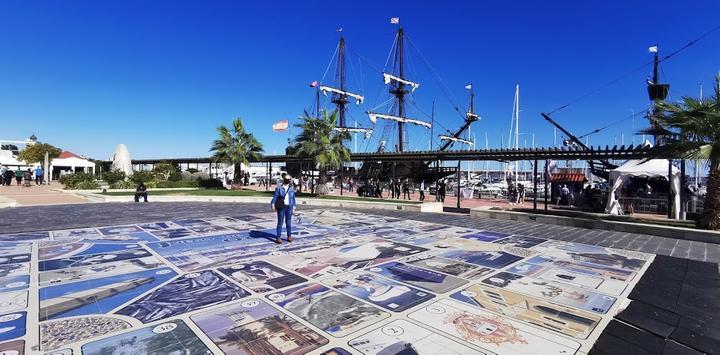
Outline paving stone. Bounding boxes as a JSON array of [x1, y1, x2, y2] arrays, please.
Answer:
[[662, 340, 705, 355], [616, 301, 680, 338]]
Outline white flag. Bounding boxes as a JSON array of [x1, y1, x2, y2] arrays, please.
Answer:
[[390, 17, 399, 24], [465, 84, 472, 90], [648, 45, 658, 53]]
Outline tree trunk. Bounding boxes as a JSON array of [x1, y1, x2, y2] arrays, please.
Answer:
[[233, 162, 243, 184], [316, 168, 329, 195], [697, 160, 720, 229]]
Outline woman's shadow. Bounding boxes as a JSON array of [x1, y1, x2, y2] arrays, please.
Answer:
[[249, 230, 278, 242]]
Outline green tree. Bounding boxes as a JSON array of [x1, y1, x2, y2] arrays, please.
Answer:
[[17, 143, 61, 164], [293, 110, 350, 194], [210, 118, 264, 183], [644, 75, 720, 229]]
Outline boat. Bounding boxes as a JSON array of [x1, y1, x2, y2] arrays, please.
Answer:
[[291, 24, 480, 186]]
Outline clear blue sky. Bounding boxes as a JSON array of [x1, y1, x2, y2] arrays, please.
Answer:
[[1, 1, 718, 160]]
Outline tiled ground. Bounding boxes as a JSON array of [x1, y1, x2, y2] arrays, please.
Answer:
[[0, 207, 662, 354], [1, 202, 718, 264]]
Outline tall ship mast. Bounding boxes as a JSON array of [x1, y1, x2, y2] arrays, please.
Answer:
[[292, 23, 480, 184]]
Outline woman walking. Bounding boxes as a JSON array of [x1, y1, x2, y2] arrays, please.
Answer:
[[271, 173, 296, 244]]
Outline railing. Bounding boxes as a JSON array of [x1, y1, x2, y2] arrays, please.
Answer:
[[618, 197, 668, 215]]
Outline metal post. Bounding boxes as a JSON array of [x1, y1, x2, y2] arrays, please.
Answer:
[[340, 167, 344, 196], [533, 159, 538, 211], [544, 159, 549, 210], [668, 159, 673, 219], [456, 160, 461, 209], [681, 159, 686, 219], [265, 161, 269, 191]]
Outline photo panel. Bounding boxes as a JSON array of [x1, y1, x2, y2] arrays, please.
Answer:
[[191, 298, 329, 354], [267, 283, 390, 338], [408, 299, 581, 354]]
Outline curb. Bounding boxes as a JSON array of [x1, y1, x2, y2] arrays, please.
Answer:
[[470, 208, 720, 244]]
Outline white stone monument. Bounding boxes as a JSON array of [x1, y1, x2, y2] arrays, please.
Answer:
[[111, 144, 133, 176]]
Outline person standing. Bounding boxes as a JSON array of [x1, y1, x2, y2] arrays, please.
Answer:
[[34, 166, 44, 185], [438, 179, 446, 202], [0, 165, 5, 186], [402, 178, 410, 200], [3, 168, 12, 186], [394, 179, 401, 200], [14, 168, 23, 186], [419, 179, 426, 201], [271, 173, 296, 244]]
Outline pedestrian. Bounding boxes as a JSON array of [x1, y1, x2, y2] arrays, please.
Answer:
[[394, 179, 401, 199], [15, 167, 24, 186], [419, 179, 426, 201], [23, 169, 32, 187], [134, 182, 148, 202], [3, 168, 13, 186], [271, 173, 296, 244], [34, 166, 44, 185], [517, 184, 525, 205], [438, 179, 446, 202], [402, 178, 410, 200], [0, 165, 5, 186]]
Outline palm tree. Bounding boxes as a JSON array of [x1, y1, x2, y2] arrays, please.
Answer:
[[210, 118, 264, 184], [293, 110, 350, 194], [644, 75, 720, 229]]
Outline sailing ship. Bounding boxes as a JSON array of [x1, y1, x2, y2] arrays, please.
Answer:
[[291, 24, 480, 184]]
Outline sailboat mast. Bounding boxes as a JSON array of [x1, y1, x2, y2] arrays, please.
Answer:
[[392, 28, 407, 152], [333, 37, 348, 128], [515, 85, 519, 186]]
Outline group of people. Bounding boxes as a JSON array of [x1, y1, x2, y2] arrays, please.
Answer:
[[0, 165, 44, 187], [356, 177, 446, 202]]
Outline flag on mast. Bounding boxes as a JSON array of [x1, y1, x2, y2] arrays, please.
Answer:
[[648, 45, 658, 53], [390, 17, 399, 24], [272, 120, 289, 132], [309, 80, 319, 87], [465, 84, 472, 90]]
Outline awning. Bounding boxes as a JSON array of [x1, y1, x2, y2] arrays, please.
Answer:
[[550, 173, 587, 183]]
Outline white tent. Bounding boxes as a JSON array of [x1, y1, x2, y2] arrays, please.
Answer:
[[51, 151, 94, 180], [0, 151, 30, 169], [605, 159, 680, 218]]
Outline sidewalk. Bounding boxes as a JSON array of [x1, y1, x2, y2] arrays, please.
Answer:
[[0, 183, 91, 206]]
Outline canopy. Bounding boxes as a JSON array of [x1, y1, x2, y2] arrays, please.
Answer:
[[609, 159, 678, 181], [605, 159, 680, 218]]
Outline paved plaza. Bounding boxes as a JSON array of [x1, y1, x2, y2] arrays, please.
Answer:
[[0, 203, 717, 354]]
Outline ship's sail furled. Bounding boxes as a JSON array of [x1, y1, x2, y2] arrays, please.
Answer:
[[382, 73, 420, 92], [334, 127, 373, 138], [319, 85, 365, 105], [439, 135, 473, 146], [366, 112, 432, 129]]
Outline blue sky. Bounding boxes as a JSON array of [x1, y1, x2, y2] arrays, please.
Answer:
[[1, 1, 718, 160]]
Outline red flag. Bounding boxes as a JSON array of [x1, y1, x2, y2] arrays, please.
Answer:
[[309, 80, 319, 87]]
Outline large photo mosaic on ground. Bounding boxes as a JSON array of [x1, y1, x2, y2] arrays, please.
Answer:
[[0, 208, 654, 354]]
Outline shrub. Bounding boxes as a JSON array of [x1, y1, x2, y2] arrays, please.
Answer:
[[168, 171, 182, 182], [129, 170, 156, 185], [198, 178, 224, 189], [110, 179, 136, 189], [76, 180, 100, 190], [59, 172, 98, 189], [103, 170, 126, 185]]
